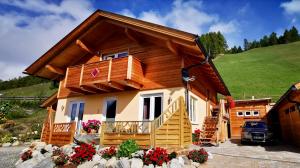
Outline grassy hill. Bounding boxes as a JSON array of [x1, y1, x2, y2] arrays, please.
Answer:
[[0, 82, 57, 97], [214, 41, 300, 101]]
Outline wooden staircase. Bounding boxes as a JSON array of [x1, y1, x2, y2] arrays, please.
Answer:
[[200, 108, 221, 145]]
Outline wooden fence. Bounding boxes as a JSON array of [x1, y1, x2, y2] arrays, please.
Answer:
[[0, 96, 48, 101]]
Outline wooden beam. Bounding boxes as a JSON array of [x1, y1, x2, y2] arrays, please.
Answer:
[[45, 64, 65, 75], [125, 79, 142, 89], [94, 83, 111, 92], [80, 85, 98, 93], [76, 39, 99, 55], [166, 40, 178, 55], [108, 81, 125, 90], [68, 87, 89, 95], [125, 27, 141, 43]]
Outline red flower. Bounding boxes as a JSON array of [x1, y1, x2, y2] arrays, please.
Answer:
[[70, 143, 96, 165], [143, 147, 169, 166]]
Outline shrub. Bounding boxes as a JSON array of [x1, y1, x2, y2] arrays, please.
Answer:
[[168, 151, 177, 160], [21, 150, 32, 161], [117, 139, 139, 158], [30, 123, 42, 139], [70, 143, 96, 165], [187, 148, 208, 163], [0, 102, 11, 123], [100, 146, 117, 160], [82, 120, 101, 133], [0, 133, 13, 143], [143, 147, 169, 166]]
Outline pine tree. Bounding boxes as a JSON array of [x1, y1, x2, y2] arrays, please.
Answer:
[[237, 46, 243, 53], [269, 32, 278, 45], [289, 26, 300, 42], [244, 39, 250, 51], [283, 29, 292, 43]]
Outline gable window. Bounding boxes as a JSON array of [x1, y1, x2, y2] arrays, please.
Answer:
[[237, 111, 244, 117], [102, 51, 128, 60], [253, 111, 259, 116], [245, 111, 251, 117], [189, 96, 197, 123]]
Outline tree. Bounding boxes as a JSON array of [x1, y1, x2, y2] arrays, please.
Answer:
[[260, 35, 269, 47], [231, 46, 238, 54], [269, 32, 278, 45], [200, 31, 228, 59], [283, 29, 292, 43], [289, 26, 300, 42], [244, 39, 250, 51], [237, 46, 243, 53]]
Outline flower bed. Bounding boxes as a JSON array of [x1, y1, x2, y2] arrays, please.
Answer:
[[15, 139, 211, 168]]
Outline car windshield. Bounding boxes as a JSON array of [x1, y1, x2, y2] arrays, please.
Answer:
[[244, 122, 266, 128]]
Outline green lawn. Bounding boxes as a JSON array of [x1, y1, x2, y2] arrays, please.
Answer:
[[0, 83, 57, 97], [214, 41, 300, 101]]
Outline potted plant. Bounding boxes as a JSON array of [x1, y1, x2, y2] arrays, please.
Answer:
[[82, 120, 101, 134]]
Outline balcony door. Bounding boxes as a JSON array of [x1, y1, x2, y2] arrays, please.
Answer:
[[69, 101, 85, 134], [103, 98, 117, 121], [139, 93, 163, 121]]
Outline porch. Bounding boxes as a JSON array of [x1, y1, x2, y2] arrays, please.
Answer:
[[41, 96, 192, 148]]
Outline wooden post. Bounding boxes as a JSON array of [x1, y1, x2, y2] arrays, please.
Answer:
[[100, 122, 105, 146], [69, 122, 76, 144], [151, 121, 155, 147], [48, 108, 54, 144], [180, 96, 185, 148]]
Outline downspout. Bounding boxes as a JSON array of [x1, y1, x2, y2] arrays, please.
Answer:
[[181, 35, 209, 112]]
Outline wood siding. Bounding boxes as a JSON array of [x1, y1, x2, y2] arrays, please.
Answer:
[[229, 101, 269, 139]]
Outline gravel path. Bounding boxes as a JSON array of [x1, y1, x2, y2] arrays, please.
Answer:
[[0, 146, 27, 168]]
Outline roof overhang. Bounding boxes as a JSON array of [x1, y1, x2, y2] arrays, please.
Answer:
[[24, 9, 230, 96]]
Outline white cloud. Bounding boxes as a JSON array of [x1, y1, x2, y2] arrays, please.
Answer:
[[209, 21, 239, 34], [0, 0, 94, 80], [281, 0, 300, 15]]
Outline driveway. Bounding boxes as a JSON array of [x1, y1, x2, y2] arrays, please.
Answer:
[[203, 140, 300, 168], [0, 146, 27, 168]]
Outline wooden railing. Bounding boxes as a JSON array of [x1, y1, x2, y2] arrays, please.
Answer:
[[102, 121, 152, 134], [153, 97, 180, 129], [65, 56, 144, 90]]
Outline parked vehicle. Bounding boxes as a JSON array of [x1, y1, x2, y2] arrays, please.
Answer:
[[241, 121, 273, 144]]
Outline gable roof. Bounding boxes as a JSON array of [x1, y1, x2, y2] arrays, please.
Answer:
[[270, 82, 300, 112], [24, 9, 230, 95]]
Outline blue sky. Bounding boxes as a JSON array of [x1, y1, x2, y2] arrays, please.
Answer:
[[0, 0, 299, 80]]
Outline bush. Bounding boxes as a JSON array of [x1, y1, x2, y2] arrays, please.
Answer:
[[70, 143, 96, 165], [0, 133, 13, 143], [117, 139, 139, 158], [0, 102, 12, 123], [30, 123, 42, 139], [143, 147, 169, 166], [187, 148, 208, 163], [100, 146, 117, 160]]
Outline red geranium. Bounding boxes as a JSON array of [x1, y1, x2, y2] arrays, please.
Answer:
[[21, 150, 32, 161], [187, 148, 208, 163], [143, 147, 169, 166], [70, 143, 96, 165], [100, 146, 117, 160], [82, 120, 101, 133], [192, 128, 202, 145]]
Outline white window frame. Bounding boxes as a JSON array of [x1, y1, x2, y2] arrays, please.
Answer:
[[252, 111, 260, 116], [102, 97, 117, 122], [189, 96, 197, 123], [68, 101, 85, 134], [102, 51, 128, 60], [139, 93, 163, 121], [236, 111, 244, 117], [244, 111, 252, 117]]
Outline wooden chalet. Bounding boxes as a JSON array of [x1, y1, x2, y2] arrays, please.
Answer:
[[229, 98, 272, 139], [24, 10, 231, 148], [268, 82, 300, 147]]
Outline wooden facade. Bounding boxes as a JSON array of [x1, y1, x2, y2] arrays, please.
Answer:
[[268, 82, 300, 147], [229, 98, 271, 139], [25, 10, 230, 147]]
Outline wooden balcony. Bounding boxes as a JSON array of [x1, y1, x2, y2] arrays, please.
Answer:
[[65, 56, 144, 94]]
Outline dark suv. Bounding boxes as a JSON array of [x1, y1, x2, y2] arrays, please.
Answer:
[[241, 121, 273, 144]]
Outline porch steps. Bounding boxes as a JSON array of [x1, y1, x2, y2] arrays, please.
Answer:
[[200, 109, 220, 145]]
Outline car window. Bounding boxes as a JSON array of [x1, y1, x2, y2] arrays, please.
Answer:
[[244, 122, 266, 128]]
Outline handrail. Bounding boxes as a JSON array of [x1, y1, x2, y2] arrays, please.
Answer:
[[102, 121, 152, 134], [214, 99, 225, 144], [152, 96, 182, 129]]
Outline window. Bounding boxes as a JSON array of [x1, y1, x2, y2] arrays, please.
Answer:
[[102, 51, 128, 60], [140, 93, 163, 121], [245, 111, 251, 116], [189, 97, 197, 123], [253, 111, 259, 116], [237, 111, 244, 117]]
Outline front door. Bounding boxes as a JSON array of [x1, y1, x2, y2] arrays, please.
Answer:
[[140, 94, 163, 121], [104, 98, 117, 121], [69, 101, 85, 134]]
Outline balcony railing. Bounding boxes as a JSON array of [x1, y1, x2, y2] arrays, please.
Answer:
[[65, 56, 144, 93], [102, 121, 152, 134]]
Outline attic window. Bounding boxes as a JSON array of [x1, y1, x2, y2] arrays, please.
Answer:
[[102, 51, 128, 60], [253, 111, 259, 116], [237, 112, 244, 117], [245, 111, 251, 116]]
